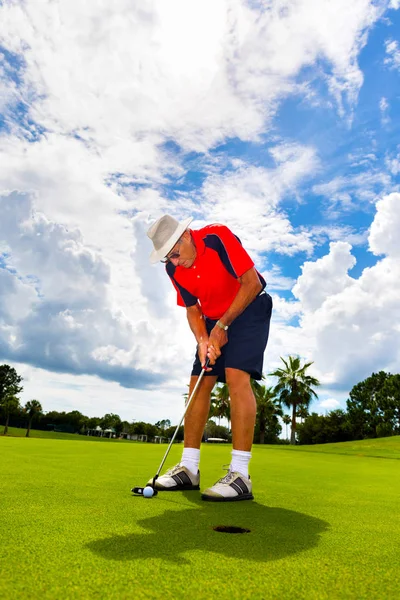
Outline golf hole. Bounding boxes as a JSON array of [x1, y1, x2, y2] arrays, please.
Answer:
[[213, 525, 251, 534]]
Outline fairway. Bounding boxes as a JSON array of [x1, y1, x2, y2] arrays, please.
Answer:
[[1, 435, 399, 600]]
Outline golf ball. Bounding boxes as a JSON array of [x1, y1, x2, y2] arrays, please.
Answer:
[[143, 486, 154, 498]]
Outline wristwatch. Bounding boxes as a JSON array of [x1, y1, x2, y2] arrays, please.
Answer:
[[216, 320, 229, 331]]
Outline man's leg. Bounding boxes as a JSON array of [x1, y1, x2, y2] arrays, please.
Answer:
[[225, 367, 256, 452], [148, 374, 217, 491], [201, 367, 255, 502], [184, 374, 218, 448]]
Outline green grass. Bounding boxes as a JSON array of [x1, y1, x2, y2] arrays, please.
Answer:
[[1, 435, 399, 599], [274, 436, 400, 460]]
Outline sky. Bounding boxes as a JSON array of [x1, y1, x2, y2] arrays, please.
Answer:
[[0, 0, 399, 425]]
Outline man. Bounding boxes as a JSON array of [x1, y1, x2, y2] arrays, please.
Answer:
[[146, 214, 272, 501]]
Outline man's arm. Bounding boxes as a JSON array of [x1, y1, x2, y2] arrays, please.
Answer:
[[186, 303, 211, 370], [186, 303, 208, 343], [207, 267, 262, 364], [219, 267, 262, 327]]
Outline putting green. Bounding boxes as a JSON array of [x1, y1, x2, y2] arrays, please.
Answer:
[[1, 434, 399, 599]]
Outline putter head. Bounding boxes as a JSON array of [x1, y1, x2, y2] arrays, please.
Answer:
[[131, 486, 158, 496]]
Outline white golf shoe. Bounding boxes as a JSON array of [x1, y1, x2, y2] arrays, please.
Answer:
[[147, 464, 200, 491], [202, 469, 253, 502]]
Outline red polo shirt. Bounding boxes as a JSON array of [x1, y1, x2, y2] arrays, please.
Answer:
[[166, 224, 265, 320]]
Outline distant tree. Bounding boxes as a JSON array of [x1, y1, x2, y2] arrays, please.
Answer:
[[66, 410, 87, 433], [297, 410, 354, 445], [296, 412, 326, 445], [346, 371, 399, 439], [203, 419, 230, 441], [132, 421, 147, 435], [270, 356, 320, 445], [100, 413, 122, 434], [1, 395, 21, 435], [297, 405, 309, 424], [25, 400, 43, 437], [120, 420, 130, 435], [282, 414, 291, 440], [165, 425, 184, 442], [144, 423, 159, 439], [39, 410, 89, 434], [324, 409, 354, 443], [0, 365, 23, 406], [86, 417, 101, 431], [155, 419, 171, 431], [379, 373, 400, 435], [252, 381, 282, 444]]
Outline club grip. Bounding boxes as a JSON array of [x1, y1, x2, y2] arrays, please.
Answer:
[[202, 357, 210, 370]]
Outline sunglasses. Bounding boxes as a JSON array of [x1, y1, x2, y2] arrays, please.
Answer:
[[160, 238, 183, 263]]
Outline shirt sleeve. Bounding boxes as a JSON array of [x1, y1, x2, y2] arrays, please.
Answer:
[[205, 224, 254, 278]]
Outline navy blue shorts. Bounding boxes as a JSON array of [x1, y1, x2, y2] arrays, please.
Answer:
[[191, 291, 273, 383]]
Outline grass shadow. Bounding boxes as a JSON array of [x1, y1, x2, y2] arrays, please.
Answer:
[[87, 492, 329, 564]]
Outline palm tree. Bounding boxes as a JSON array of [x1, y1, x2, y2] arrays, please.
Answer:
[[270, 356, 320, 445], [1, 395, 21, 435], [251, 381, 283, 444], [25, 400, 43, 437], [297, 405, 309, 424], [210, 383, 230, 428], [282, 414, 291, 440]]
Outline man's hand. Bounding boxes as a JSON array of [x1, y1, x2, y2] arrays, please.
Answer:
[[207, 326, 228, 365], [197, 340, 213, 371]]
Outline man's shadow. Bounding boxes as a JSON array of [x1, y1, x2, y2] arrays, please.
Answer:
[[87, 492, 329, 564]]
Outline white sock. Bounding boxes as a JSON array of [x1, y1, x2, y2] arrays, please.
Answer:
[[180, 447, 200, 475], [230, 449, 251, 479]]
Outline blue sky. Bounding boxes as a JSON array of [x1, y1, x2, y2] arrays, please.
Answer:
[[0, 0, 399, 423]]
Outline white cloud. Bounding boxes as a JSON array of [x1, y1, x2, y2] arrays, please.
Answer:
[[379, 97, 389, 112], [0, 56, 18, 114], [312, 169, 392, 213], [0, 268, 37, 323], [292, 241, 356, 312], [269, 294, 302, 322], [11, 361, 191, 424], [317, 398, 342, 412], [291, 193, 400, 388], [369, 192, 400, 257], [379, 96, 390, 125], [384, 39, 400, 70], [310, 224, 369, 247], [0, 0, 387, 151], [0, 192, 194, 387], [199, 144, 318, 258], [260, 266, 296, 292], [386, 155, 400, 176]]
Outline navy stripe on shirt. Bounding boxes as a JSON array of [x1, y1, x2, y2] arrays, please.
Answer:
[[166, 262, 198, 306], [204, 233, 239, 279], [204, 233, 266, 289]]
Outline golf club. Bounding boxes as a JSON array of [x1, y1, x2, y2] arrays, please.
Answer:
[[132, 357, 210, 497]]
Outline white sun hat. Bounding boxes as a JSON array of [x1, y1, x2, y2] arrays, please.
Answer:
[[146, 214, 194, 264]]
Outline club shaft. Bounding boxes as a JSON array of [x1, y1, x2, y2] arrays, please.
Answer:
[[155, 367, 207, 478]]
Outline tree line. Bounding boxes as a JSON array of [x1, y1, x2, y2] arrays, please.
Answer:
[[297, 371, 400, 444], [1, 360, 398, 445], [0, 357, 318, 444]]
